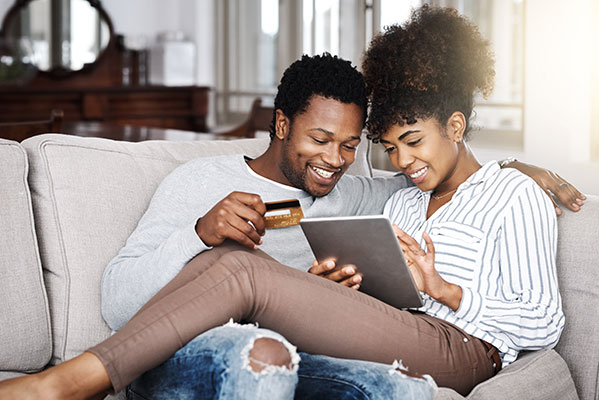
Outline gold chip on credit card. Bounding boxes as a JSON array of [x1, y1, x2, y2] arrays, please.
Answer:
[[264, 199, 304, 229]]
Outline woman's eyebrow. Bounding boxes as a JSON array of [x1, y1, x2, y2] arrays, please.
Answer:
[[380, 130, 421, 144], [399, 130, 420, 141]]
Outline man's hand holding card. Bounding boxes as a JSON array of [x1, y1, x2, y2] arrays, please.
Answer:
[[195, 191, 267, 250]]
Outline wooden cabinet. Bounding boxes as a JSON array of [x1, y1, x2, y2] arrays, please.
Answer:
[[0, 85, 210, 132]]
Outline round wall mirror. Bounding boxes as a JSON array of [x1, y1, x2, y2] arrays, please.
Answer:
[[1, 0, 112, 74]]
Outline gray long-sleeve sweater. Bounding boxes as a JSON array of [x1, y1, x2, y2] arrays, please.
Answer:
[[101, 154, 409, 330]]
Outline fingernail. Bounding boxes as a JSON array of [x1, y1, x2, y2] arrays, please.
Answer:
[[576, 198, 584, 204], [352, 284, 360, 290], [326, 261, 335, 269], [571, 203, 580, 209], [343, 267, 355, 274], [353, 275, 362, 283]]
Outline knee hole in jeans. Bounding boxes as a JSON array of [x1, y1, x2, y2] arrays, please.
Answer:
[[248, 337, 293, 372]]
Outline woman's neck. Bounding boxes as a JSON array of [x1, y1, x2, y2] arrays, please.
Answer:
[[426, 144, 481, 219]]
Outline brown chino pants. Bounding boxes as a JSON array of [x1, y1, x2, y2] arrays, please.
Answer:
[[89, 242, 494, 395]]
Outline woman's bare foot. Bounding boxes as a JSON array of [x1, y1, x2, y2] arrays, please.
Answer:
[[0, 352, 112, 400]]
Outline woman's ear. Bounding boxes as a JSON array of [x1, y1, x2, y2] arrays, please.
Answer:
[[275, 109, 290, 140], [447, 112, 466, 143]]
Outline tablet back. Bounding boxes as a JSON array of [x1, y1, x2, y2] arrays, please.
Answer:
[[300, 215, 424, 309]]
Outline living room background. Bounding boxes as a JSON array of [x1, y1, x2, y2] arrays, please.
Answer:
[[0, 0, 596, 193]]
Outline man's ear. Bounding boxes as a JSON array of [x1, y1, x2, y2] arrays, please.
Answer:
[[447, 111, 466, 143], [275, 109, 290, 140]]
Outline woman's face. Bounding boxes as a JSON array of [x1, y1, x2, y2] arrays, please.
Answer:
[[379, 117, 462, 193]]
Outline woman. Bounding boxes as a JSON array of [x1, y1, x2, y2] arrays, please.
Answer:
[[0, 5, 564, 399]]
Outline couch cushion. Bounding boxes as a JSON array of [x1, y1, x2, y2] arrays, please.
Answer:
[[434, 350, 577, 400], [554, 194, 599, 400], [0, 139, 52, 372], [467, 350, 576, 400], [21, 133, 372, 365]]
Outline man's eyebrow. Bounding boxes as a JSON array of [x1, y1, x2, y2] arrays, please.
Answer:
[[381, 130, 421, 143], [308, 128, 361, 141]]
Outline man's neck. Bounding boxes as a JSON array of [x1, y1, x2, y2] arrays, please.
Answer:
[[247, 143, 290, 186]]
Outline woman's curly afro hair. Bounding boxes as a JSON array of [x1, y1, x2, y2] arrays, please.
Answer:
[[270, 53, 367, 139], [362, 5, 495, 142]]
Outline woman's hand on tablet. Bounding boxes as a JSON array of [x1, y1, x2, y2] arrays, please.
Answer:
[[308, 259, 363, 290], [393, 226, 462, 311]]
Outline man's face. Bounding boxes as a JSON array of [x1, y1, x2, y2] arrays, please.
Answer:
[[277, 95, 364, 197]]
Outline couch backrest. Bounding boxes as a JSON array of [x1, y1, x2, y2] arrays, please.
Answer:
[[554, 194, 599, 400], [0, 139, 52, 372], [20, 133, 372, 365]]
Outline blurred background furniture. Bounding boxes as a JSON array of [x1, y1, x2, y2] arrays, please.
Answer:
[[0, 108, 62, 141], [0, 0, 210, 133], [211, 98, 273, 138]]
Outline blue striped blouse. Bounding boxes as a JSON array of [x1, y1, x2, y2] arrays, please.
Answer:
[[383, 161, 564, 366]]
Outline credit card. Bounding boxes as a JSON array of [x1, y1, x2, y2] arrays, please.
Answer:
[[264, 199, 304, 229]]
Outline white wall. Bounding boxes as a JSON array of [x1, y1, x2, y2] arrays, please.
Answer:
[[471, 0, 599, 195], [102, 0, 215, 86]]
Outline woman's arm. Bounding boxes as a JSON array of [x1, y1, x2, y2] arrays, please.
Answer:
[[454, 182, 564, 350]]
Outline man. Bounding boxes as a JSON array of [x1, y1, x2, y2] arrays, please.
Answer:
[[0, 54, 583, 400], [105, 53, 429, 399]]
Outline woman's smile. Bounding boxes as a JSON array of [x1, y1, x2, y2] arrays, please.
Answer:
[[406, 166, 428, 184]]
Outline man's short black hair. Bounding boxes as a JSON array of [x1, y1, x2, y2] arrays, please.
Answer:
[[269, 53, 367, 139]]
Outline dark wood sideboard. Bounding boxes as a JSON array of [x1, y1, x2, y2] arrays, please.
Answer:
[[0, 0, 210, 134], [0, 85, 210, 132]]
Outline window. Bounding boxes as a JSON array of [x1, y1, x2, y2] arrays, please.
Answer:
[[215, 0, 279, 125], [216, 0, 525, 152], [379, 0, 525, 149]]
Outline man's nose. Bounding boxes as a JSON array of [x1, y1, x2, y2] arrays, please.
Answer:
[[322, 146, 345, 167]]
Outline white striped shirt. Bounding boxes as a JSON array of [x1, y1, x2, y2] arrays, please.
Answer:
[[383, 161, 564, 365]]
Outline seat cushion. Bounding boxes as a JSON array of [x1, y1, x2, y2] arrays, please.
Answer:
[[21, 133, 372, 365], [434, 350, 578, 400], [0, 139, 52, 372]]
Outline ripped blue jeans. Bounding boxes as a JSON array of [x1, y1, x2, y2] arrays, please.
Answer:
[[127, 323, 436, 400]]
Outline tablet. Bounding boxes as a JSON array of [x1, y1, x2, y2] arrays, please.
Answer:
[[300, 215, 424, 309]]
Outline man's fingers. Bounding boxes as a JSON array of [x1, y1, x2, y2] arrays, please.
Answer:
[[227, 217, 263, 247], [339, 273, 363, 288], [229, 191, 266, 212], [225, 226, 262, 250], [225, 192, 267, 234], [553, 184, 581, 211], [226, 202, 267, 236], [308, 259, 336, 275], [540, 174, 585, 214], [539, 187, 562, 216], [324, 265, 358, 282]]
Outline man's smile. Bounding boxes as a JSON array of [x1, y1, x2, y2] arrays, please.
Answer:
[[310, 165, 337, 179]]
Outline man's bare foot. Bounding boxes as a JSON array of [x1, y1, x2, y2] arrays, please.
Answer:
[[0, 352, 112, 400], [0, 373, 51, 400]]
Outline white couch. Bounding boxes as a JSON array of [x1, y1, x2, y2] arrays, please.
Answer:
[[1, 134, 596, 399]]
